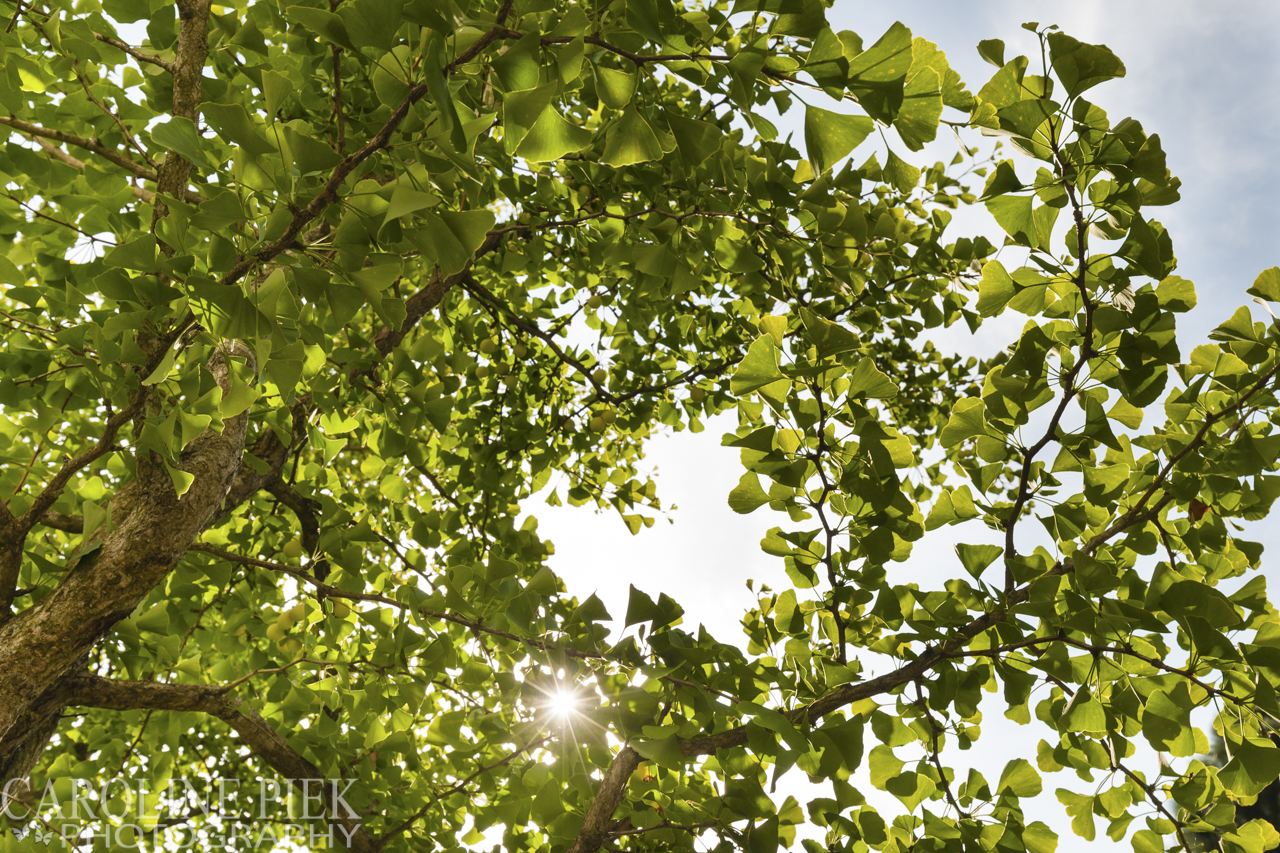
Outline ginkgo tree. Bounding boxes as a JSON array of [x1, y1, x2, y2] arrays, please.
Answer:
[[0, 0, 1278, 851]]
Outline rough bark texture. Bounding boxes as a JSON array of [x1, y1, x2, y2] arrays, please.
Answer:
[[149, 0, 210, 236], [563, 746, 642, 853], [0, 346, 252, 742]]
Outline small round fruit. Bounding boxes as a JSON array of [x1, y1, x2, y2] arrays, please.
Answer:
[[279, 637, 303, 655], [331, 600, 351, 618], [590, 415, 607, 432], [282, 539, 304, 560], [587, 294, 603, 309], [266, 623, 286, 642], [475, 365, 490, 379], [601, 409, 616, 425], [592, 368, 607, 385], [288, 603, 305, 621], [513, 342, 528, 358], [690, 386, 705, 403], [479, 337, 497, 354], [494, 362, 511, 377], [276, 612, 296, 630]]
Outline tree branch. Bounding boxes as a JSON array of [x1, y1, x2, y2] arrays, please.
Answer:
[[0, 115, 160, 182], [217, 0, 516, 291], [375, 734, 549, 846], [93, 31, 175, 72], [0, 116, 206, 202], [61, 674, 374, 852], [564, 746, 643, 853]]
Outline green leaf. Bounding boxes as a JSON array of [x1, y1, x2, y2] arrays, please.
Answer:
[[1056, 789, 1096, 841], [284, 5, 355, 50], [631, 734, 684, 770], [940, 398, 988, 447], [142, 345, 179, 385], [997, 758, 1042, 797], [1059, 687, 1107, 733], [382, 186, 439, 227], [568, 592, 612, 624], [1247, 266, 1280, 302], [151, 117, 215, 169], [82, 499, 108, 541], [731, 335, 783, 395], [514, 104, 593, 162], [494, 31, 541, 91], [624, 585, 684, 629], [281, 126, 342, 175], [955, 543, 1001, 580], [886, 771, 935, 810], [202, 102, 276, 157], [602, 107, 664, 167], [667, 114, 723, 166], [980, 160, 1022, 198], [977, 260, 1015, 317], [985, 194, 1036, 246], [728, 472, 771, 514], [1219, 737, 1280, 798], [1140, 682, 1197, 757], [976, 58, 1026, 110], [594, 65, 637, 110], [262, 70, 295, 118], [406, 210, 496, 276], [846, 21, 913, 112], [977, 39, 1005, 68], [772, 589, 802, 634], [924, 487, 979, 529], [1155, 275, 1197, 311], [1046, 32, 1125, 97], [503, 83, 557, 154], [895, 60, 942, 151], [798, 306, 859, 358], [1023, 822, 1058, 853], [164, 460, 196, 498], [868, 745, 904, 789], [883, 149, 920, 194], [626, 0, 674, 45], [134, 603, 170, 634], [103, 235, 158, 273], [219, 369, 258, 418], [804, 106, 872, 174], [846, 359, 897, 399], [337, 0, 405, 51]]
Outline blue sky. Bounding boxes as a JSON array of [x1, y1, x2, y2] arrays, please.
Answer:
[[531, 3, 1280, 846]]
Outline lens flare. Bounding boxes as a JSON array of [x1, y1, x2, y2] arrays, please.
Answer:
[[548, 689, 579, 719]]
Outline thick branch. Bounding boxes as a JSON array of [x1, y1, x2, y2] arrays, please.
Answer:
[[0, 345, 254, 743], [564, 746, 643, 853], [150, 0, 211, 236], [0, 115, 160, 182], [0, 116, 206, 203], [62, 674, 373, 852]]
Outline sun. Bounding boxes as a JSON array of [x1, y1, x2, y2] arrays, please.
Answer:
[[548, 689, 580, 719]]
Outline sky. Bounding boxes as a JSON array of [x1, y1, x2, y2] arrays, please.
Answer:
[[529, 2, 1280, 846]]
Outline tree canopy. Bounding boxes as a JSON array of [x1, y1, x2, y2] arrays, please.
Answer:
[[1, 0, 1279, 851]]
